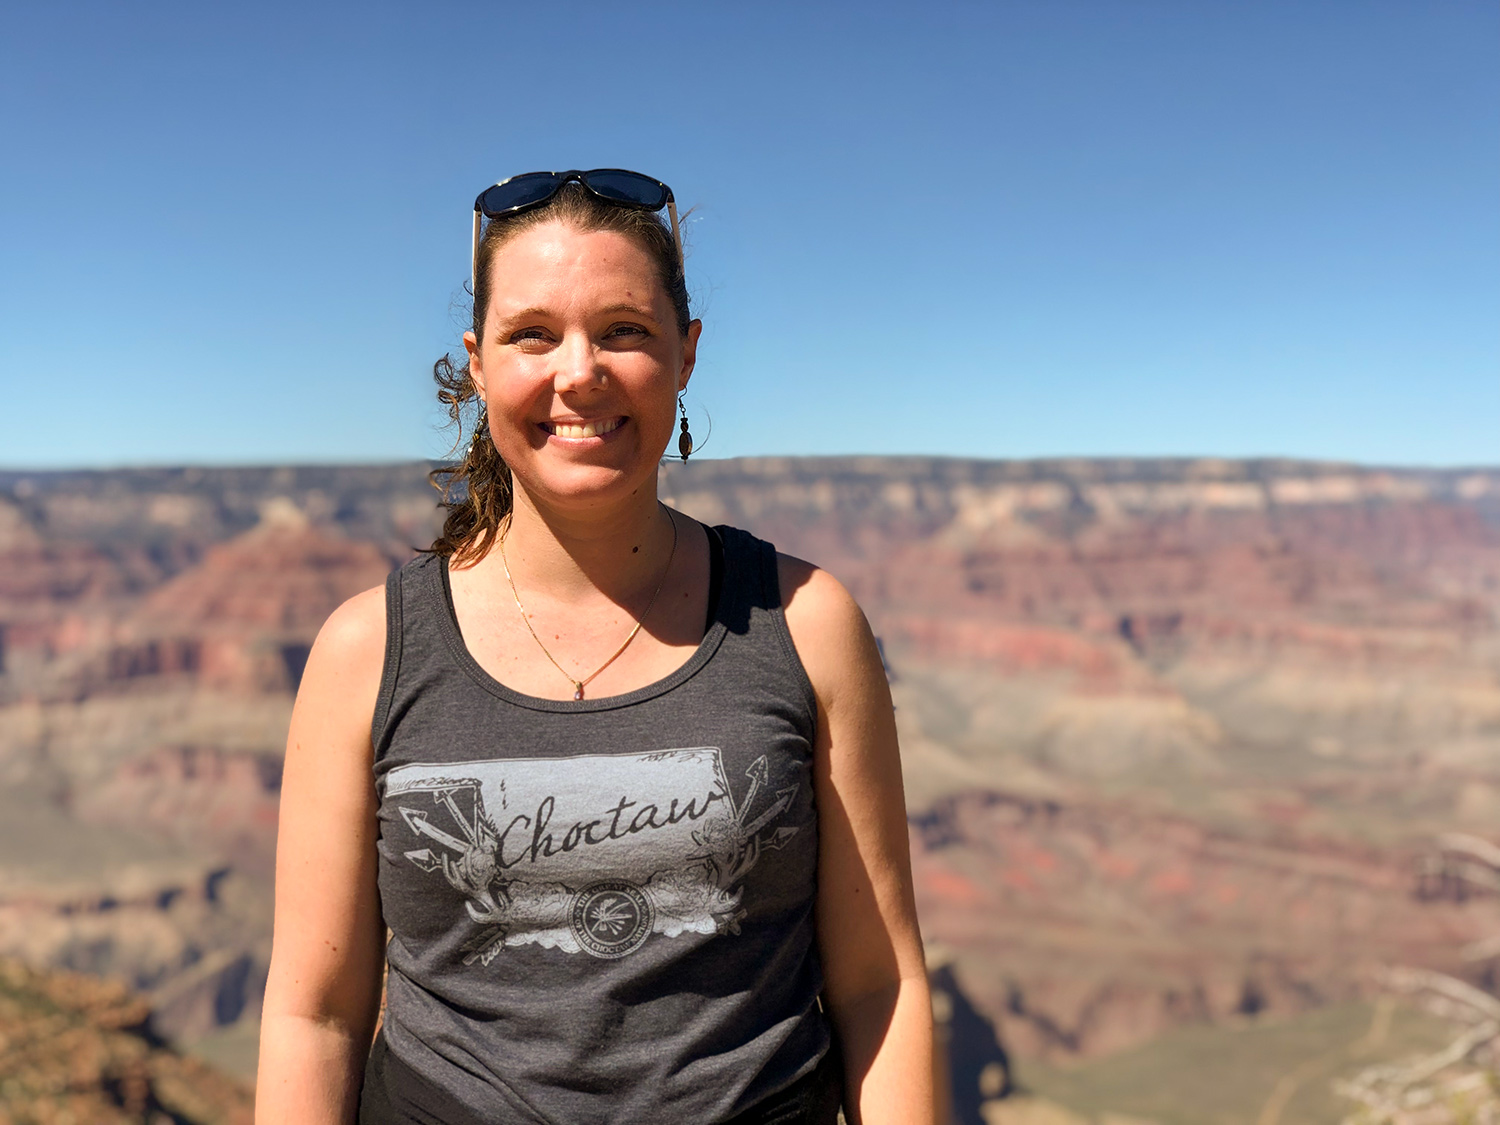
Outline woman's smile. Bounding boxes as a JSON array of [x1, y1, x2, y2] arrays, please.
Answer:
[[541, 415, 626, 441], [458, 221, 704, 514]]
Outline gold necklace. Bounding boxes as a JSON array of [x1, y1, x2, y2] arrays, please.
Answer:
[[498, 508, 679, 701]]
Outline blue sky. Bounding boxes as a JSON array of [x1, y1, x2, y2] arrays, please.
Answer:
[[1, 0, 1495, 468]]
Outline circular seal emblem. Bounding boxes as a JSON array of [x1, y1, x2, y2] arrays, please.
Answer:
[[569, 881, 654, 959]]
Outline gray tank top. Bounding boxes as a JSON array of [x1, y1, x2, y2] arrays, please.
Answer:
[[366, 524, 830, 1123]]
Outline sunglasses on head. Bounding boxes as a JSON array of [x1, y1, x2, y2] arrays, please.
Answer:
[[471, 168, 681, 292]]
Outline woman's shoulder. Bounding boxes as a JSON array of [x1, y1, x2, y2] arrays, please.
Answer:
[[706, 524, 851, 611], [304, 582, 388, 689], [320, 581, 387, 645], [284, 581, 390, 758], [317, 552, 439, 652], [701, 523, 877, 698], [306, 550, 452, 693], [777, 550, 867, 627], [775, 551, 856, 624], [775, 551, 880, 704]]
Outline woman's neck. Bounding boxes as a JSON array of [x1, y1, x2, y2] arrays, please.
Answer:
[[493, 483, 677, 605]]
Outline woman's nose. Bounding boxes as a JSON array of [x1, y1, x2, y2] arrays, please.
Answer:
[[553, 332, 607, 394]]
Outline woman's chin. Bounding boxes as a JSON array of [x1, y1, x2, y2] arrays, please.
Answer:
[[509, 444, 666, 509]]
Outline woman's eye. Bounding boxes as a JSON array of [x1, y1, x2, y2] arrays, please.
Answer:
[[606, 324, 648, 340], [509, 327, 550, 345]]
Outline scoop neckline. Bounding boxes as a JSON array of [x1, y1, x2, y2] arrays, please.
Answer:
[[430, 524, 732, 714]]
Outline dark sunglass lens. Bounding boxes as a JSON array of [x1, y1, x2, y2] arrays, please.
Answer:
[[478, 173, 562, 215], [582, 170, 668, 209]]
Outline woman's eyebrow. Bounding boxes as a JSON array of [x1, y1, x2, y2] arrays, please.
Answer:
[[496, 306, 553, 324], [597, 303, 659, 321], [495, 304, 659, 324]]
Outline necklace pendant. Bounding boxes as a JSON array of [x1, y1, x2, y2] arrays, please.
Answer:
[[573, 684, 584, 701]]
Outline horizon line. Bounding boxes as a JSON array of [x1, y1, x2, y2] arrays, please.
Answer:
[[2, 454, 1498, 476]]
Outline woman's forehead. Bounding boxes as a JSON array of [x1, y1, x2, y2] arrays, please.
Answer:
[[488, 222, 660, 294]]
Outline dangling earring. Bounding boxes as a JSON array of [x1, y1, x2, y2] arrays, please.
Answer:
[[677, 394, 694, 463]]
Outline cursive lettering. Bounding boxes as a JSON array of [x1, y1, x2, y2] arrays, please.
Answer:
[[492, 789, 727, 872]]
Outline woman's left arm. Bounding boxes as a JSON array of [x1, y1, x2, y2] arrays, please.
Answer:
[[781, 555, 937, 1125]]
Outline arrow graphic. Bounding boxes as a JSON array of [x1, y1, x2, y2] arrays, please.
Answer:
[[741, 785, 798, 839], [400, 807, 471, 855], [434, 786, 480, 847], [738, 757, 770, 824]]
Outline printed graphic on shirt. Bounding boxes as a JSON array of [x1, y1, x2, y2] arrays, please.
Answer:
[[387, 748, 799, 963]]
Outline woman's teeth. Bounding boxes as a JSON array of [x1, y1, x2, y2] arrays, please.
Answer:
[[547, 418, 623, 439]]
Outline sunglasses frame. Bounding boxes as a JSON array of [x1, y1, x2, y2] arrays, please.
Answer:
[[470, 169, 682, 295]]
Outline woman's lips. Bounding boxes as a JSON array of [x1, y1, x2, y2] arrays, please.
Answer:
[[541, 416, 626, 440]]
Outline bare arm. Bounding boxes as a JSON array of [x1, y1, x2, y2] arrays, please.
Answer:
[[256, 585, 388, 1124], [781, 556, 937, 1125]]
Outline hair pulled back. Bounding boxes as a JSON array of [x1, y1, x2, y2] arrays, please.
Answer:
[[428, 182, 691, 565]]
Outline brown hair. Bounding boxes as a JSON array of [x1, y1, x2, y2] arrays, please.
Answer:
[[428, 182, 691, 565]]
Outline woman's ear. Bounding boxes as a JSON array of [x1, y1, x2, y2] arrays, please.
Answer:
[[678, 319, 703, 392], [463, 330, 487, 402]]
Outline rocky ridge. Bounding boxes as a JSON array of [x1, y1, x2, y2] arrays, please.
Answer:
[[0, 956, 253, 1123]]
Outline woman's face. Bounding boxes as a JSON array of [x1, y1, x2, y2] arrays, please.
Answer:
[[465, 221, 700, 516]]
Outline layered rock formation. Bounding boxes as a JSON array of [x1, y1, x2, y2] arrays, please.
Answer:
[[0, 479, 400, 1064], [0, 457, 1496, 1109]]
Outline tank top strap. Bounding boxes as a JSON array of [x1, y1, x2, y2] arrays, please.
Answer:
[[371, 563, 405, 751], [371, 553, 452, 755], [713, 522, 780, 618], [712, 523, 818, 723]]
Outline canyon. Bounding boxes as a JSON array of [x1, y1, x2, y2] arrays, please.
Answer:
[[1, 457, 1497, 1121]]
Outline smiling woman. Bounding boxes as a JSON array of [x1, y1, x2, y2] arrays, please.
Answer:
[[429, 178, 695, 568], [254, 172, 936, 1125]]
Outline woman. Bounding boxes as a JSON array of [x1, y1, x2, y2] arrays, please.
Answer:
[[256, 170, 935, 1124]]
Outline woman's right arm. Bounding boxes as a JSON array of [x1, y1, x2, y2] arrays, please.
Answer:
[[256, 585, 389, 1124]]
